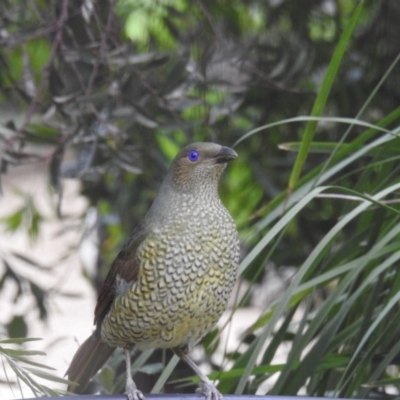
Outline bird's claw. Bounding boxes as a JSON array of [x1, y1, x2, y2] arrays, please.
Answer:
[[196, 381, 223, 400], [125, 383, 145, 400]]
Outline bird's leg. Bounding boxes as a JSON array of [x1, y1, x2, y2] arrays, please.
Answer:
[[124, 347, 145, 400], [173, 346, 223, 400]]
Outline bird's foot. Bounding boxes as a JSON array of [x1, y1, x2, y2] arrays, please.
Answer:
[[196, 381, 223, 400], [125, 383, 145, 400]]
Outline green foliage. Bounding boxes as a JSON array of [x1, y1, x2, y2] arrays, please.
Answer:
[[118, 0, 187, 49], [1, 192, 43, 241], [0, 338, 70, 397], [289, 0, 365, 193], [7, 316, 28, 339]]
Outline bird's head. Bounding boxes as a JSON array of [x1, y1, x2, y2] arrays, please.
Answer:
[[166, 142, 238, 193]]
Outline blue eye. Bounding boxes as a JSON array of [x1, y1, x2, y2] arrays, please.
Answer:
[[188, 150, 199, 162]]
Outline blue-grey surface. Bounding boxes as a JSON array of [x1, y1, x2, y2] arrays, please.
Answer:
[[22, 395, 343, 400]]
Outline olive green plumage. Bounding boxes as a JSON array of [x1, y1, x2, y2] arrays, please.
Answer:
[[66, 142, 240, 400]]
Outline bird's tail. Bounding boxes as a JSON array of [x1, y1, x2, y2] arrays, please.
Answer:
[[66, 332, 116, 393]]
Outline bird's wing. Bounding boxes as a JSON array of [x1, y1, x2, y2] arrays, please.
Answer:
[[94, 235, 143, 326]]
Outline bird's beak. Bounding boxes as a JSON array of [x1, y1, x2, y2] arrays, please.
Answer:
[[214, 146, 238, 164]]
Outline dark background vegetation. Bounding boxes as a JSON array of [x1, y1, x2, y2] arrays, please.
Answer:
[[1, 0, 400, 398]]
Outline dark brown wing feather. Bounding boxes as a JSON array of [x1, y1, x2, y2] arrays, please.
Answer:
[[94, 233, 144, 326], [66, 231, 146, 392]]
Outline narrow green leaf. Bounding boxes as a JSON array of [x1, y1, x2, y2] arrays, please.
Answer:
[[288, 0, 366, 191], [25, 367, 72, 384], [234, 115, 390, 147], [1, 348, 46, 357], [150, 354, 179, 394], [279, 141, 351, 153], [0, 338, 42, 344]]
